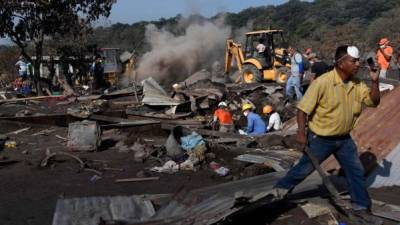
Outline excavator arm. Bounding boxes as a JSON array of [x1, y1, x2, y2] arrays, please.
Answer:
[[224, 39, 245, 75]]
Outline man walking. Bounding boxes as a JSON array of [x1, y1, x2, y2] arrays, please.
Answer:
[[376, 38, 393, 79], [273, 46, 380, 219], [286, 47, 304, 101]]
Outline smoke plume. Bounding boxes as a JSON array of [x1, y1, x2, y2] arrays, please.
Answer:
[[136, 19, 231, 86]]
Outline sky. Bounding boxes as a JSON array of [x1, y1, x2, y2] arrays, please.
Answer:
[[107, 0, 288, 24]]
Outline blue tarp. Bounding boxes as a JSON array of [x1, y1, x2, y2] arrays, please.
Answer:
[[180, 132, 204, 151]]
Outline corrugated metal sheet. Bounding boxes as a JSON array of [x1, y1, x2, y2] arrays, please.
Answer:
[[322, 86, 400, 171], [124, 171, 324, 225], [52, 195, 156, 225], [368, 143, 400, 188], [141, 77, 182, 106]]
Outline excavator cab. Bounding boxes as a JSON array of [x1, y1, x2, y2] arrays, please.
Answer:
[[225, 30, 290, 84]]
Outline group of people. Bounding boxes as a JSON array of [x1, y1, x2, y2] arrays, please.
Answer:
[[64, 55, 108, 90], [285, 46, 330, 101], [217, 40, 390, 222], [211, 101, 283, 136], [285, 37, 400, 102], [13, 54, 109, 95]]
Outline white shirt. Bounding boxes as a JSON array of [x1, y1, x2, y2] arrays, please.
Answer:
[[256, 43, 266, 53], [15, 60, 27, 73], [268, 112, 282, 131]]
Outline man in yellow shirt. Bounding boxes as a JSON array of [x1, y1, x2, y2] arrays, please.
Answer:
[[273, 45, 380, 219]]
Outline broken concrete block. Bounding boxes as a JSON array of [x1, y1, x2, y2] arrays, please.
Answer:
[[67, 120, 101, 151]]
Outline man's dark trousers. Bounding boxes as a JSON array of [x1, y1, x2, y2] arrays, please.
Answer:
[[275, 131, 371, 209]]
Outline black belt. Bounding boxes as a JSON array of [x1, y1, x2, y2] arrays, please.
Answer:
[[309, 130, 350, 140]]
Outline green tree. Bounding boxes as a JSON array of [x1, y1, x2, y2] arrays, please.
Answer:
[[0, 0, 115, 95]]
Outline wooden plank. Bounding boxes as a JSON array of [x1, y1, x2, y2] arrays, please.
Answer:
[[5, 127, 31, 135], [0, 95, 66, 104], [115, 177, 160, 183], [372, 199, 400, 222], [0, 160, 19, 166], [162, 125, 250, 140], [89, 114, 160, 126], [235, 154, 285, 172], [110, 100, 140, 106], [0, 113, 72, 127]]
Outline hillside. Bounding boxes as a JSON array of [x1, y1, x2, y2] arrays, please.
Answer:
[[89, 0, 400, 59]]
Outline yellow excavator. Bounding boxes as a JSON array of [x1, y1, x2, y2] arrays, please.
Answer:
[[224, 30, 290, 84]]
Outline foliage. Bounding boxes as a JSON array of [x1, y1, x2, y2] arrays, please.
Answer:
[[84, 0, 400, 60], [0, 0, 115, 94], [0, 46, 20, 77]]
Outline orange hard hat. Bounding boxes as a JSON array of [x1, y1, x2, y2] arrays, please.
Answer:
[[379, 38, 389, 45], [263, 105, 273, 114]]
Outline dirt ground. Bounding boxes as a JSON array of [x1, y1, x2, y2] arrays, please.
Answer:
[[0, 119, 230, 225]]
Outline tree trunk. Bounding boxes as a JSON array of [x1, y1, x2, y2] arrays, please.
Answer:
[[33, 61, 43, 96], [34, 40, 43, 96]]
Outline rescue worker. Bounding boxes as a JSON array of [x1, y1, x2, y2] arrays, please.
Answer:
[[272, 45, 381, 224], [376, 38, 393, 79], [212, 102, 234, 133], [242, 103, 266, 136], [263, 105, 282, 132], [286, 46, 304, 101]]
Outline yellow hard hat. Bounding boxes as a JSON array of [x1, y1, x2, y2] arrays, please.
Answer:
[[242, 103, 253, 111], [263, 105, 273, 114]]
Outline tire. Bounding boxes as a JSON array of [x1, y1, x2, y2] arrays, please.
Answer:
[[242, 64, 262, 83], [275, 67, 289, 84]]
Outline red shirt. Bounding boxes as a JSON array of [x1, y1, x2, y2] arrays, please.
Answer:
[[214, 108, 233, 125]]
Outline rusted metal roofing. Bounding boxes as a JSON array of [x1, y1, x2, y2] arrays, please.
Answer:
[[322, 86, 400, 172]]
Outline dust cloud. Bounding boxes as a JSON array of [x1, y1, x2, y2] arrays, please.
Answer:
[[136, 19, 231, 86]]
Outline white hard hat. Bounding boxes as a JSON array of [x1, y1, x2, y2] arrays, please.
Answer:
[[347, 46, 360, 59], [218, 102, 227, 107]]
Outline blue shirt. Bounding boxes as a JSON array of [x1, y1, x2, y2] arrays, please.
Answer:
[[246, 112, 266, 135]]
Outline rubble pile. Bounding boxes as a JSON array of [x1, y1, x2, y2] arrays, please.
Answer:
[[0, 69, 399, 225]]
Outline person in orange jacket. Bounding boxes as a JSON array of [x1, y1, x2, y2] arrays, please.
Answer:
[[212, 102, 235, 133], [376, 38, 393, 79]]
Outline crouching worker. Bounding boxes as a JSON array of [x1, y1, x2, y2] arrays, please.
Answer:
[[242, 103, 266, 136], [263, 105, 282, 132], [212, 102, 235, 133]]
